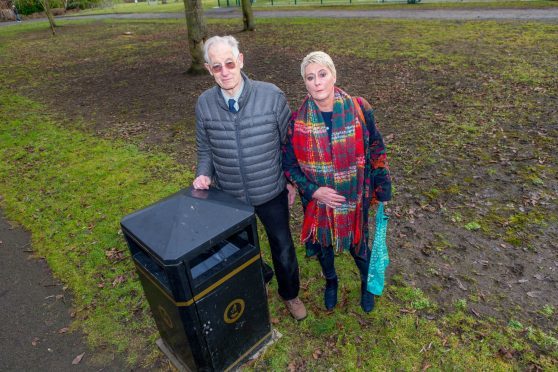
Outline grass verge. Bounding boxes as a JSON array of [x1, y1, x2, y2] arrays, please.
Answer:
[[0, 92, 193, 365]]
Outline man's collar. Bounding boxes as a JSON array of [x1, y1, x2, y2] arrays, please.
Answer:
[[220, 79, 245, 102]]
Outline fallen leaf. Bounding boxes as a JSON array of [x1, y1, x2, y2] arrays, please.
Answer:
[[527, 291, 541, 298], [456, 278, 468, 291], [112, 275, 125, 287], [534, 273, 545, 280], [270, 317, 280, 325], [105, 248, 125, 262], [58, 327, 69, 334], [400, 308, 416, 314], [420, 342, 433, 353], [72, 352, 85, 365], [498, 347, 514, 359]]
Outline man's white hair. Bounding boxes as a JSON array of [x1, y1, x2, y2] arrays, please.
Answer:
[[300, 51, 336, 79], [204, 35, 240, 64]]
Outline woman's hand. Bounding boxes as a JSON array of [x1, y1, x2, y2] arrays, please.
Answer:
[[286, 183, 297, 207], [312, 187, 346, 209]]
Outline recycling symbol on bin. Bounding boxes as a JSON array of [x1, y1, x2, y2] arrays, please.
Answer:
[[224, 299, 245, 324]]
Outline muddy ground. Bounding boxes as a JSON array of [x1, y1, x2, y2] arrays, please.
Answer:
[[10, 19, 558, 341]]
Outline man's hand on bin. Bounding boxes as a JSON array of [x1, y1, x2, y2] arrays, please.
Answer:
[[193, 175, 211, 190]]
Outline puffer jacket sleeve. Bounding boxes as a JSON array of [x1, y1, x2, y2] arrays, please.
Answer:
[[357, 97, 392, 202], [195, 99, 214, 178], [276, 91, 291, 144]]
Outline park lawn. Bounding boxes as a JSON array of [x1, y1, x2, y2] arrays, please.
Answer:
[[0, 90, 521, 370], [251, 0, 558, 10], [73, 0, 207, 14], [70, 0, 558, 16], [1, 15, 557, 369]]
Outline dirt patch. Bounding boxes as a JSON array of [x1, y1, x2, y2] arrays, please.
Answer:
[[9, 21, 558, 337]]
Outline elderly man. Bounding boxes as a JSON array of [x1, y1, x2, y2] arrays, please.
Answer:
[[192, 35, 306, 321]]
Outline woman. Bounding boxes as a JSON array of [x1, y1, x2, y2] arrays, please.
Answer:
[[283, 51, 391, 313]]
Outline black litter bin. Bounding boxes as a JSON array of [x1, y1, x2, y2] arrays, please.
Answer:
[[120, 187, 271, 371]]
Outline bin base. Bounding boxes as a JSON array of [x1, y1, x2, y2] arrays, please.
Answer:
[[156, 329, 282, 372], [244, 328, 282, 365], [156, 338, 192, 372]]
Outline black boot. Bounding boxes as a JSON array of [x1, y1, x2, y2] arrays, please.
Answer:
[[324, 277, 338, 310], [360, 282, 375, 313]]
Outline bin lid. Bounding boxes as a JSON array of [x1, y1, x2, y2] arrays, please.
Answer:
[[120, 187, 254, 264]]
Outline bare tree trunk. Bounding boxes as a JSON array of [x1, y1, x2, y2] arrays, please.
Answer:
[[41, 0, 56, 35], [183, 0, 207, 75], [241, 0, 255, 31]]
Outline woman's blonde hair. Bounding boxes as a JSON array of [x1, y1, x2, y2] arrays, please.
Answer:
[[300, 51, 337, 79]]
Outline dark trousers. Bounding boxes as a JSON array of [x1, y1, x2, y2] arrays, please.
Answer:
[[254, 189, 300, 301], [314, 242, 370, 283]]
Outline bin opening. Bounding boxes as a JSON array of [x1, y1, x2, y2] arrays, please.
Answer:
[[191, 241, 240, 279], [189, 229, 253, 284], [133, 250, 172, 294]]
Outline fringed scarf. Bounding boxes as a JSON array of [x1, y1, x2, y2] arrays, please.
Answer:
[[292, 87, 368, 253]]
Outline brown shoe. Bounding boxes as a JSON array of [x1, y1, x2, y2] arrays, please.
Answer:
[[284, 297, 307, 321]]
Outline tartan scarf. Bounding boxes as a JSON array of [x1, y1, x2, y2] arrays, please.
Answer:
[[292, 87, 367, 252]]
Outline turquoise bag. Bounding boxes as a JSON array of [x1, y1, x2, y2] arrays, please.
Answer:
[[366, 203, 390, 296]]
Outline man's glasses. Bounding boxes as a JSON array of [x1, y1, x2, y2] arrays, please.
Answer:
[[210, 60, 236, 74]]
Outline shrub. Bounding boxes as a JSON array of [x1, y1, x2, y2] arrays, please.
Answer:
[[14, 0, 43, 15]]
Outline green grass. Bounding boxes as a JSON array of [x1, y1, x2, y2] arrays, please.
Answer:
[[0, 93, 193, 365], [48, 0, 558, 21], [1, 15, 557, 370], [1, 92, 554, 370], [256, 0, 558, 9], [70, 0, 558, 15], [253, 18, 558, 87], [73, 0, 213, 14]]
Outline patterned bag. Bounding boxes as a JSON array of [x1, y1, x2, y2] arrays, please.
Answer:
[[367, 203, 390, 295]]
